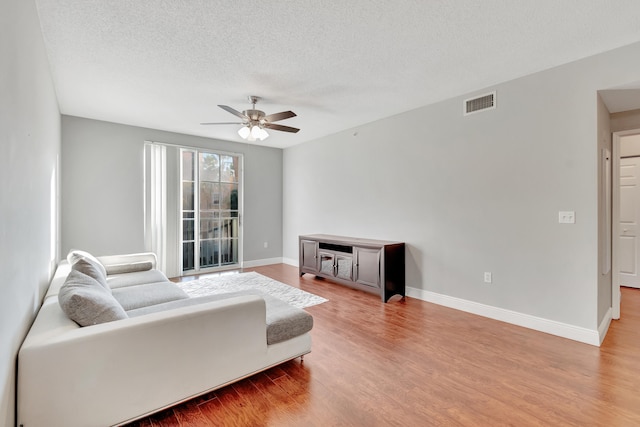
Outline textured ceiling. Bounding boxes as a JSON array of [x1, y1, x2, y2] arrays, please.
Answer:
[[35, 1, 640, 148]]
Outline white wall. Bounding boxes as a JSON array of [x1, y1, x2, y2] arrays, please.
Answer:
[[283, 41, 640, 341], [0, 1, 61, 425], [61, 116, 283, 269]]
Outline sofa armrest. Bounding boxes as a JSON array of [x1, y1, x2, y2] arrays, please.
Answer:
[[44, 261, 72, 299], [97, 252, 158, 273], [18, 294, 269, 427]]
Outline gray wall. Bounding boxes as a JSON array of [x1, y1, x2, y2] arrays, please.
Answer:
[[0, 1, 61, 425], [61, 116, 283, 269], [283, 41, 640, 332]]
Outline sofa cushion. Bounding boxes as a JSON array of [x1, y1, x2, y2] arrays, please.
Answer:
[[107, 269, 169, 289], [111, 282, 189, 311], [263, 294, 314, 345], [104, 261, 153, 275], [58, 270, 128, 326], [127, 290, 313, 345], [67, 250, 108, 279], [71, 258, 110, 292]]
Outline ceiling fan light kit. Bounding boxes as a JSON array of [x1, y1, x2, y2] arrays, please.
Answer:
[[237, 124, 268, 141], [201, 95, 299, 141], [242, 123, 269, 141], [237, 125, 251, 139]]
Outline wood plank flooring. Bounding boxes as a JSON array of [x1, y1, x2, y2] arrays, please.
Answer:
[[125, 264, 640, 426]]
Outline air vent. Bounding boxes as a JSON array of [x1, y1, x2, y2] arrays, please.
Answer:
[[464, 91, 496, 116]]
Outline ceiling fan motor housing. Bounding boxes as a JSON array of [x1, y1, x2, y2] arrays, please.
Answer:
[[243, 109, 266, 123]]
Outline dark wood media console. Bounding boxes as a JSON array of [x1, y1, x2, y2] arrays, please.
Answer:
[[299, 234, 405, 302]]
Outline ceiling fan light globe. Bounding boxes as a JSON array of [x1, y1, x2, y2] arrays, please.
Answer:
[[257, 128, 269, 140], [238, 126, 250, 139], [250, 125, 261, 139]]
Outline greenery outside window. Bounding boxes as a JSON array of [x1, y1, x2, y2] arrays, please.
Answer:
[[181, 149, 240, 272]]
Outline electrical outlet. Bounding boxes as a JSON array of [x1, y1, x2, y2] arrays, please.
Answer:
[[484, 272, 492, 283], [558, 211, 575, 224], [263, 241, 268, 248]]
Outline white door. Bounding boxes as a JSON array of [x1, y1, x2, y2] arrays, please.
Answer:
[[619, 157, 640, 288]]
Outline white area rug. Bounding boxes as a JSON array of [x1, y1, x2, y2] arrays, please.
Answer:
[[175, 271, 328, 309]]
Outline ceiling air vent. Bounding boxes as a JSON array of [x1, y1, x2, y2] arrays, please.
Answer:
[[464, 91, 496, 116]]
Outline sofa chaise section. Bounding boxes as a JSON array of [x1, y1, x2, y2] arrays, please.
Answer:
[[18, 252, 313, 427]]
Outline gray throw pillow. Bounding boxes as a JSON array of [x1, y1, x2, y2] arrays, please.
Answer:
[[58, 270, 128, 326], [67, 249, 107, 278], [105, 261, 153, 275], [71, 258, 110, 292]]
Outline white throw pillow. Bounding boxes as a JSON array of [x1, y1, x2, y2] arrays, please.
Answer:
[[58, 270, 128, 326]]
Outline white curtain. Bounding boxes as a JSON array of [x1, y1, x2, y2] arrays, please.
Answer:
[[144, 142, 167, 273]]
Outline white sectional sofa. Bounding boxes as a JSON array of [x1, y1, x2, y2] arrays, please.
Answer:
[[18, 252, 313, 427]]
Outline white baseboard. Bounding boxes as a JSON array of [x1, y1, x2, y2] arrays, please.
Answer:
[[243, 257, 299, 268], [242, 257, 283, 268], [406, 286, 601, 346], [598, 308, 612, 345], [282, 257, 298, 267]]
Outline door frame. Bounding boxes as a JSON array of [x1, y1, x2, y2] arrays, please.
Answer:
[[178, 147, 244, 276], [612, 129, 640, 319]]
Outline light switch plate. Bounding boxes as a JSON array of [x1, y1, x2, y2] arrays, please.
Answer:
[[559, 211, 575, 224]]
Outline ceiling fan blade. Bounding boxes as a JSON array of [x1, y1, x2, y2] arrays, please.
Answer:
[[200, 122, 244, 125], [264, 110, 296, 122], [264, 123, 300, 133], [218, 105, 248, 120]]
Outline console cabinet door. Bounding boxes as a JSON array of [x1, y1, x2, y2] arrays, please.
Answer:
[[354, 247, 381, 288], [335, 255, 353, 281], [300, 240, 319, 272], [319, 252, 335, 276]]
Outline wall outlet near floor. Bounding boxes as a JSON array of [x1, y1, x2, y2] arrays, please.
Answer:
[[484, 272, 492, 283], [264, 241, 268, 248]]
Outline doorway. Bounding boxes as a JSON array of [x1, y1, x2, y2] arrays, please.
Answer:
[[612, 130, 640, 319], [180, 148, 242, 274]]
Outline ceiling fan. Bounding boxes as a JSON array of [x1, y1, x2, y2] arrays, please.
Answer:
[[201, 96, 300, 141]]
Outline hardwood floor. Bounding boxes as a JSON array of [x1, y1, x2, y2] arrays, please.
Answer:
[[126, 264, 640, 426]]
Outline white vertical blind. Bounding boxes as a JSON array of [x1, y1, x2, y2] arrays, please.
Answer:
[[144, 142, 167, 273]]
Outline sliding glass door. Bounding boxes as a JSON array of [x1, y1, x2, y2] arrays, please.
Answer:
[[181, 149, 241, 273]]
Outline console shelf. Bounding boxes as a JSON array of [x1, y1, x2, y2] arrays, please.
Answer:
[[299, 234, 405, 302]]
